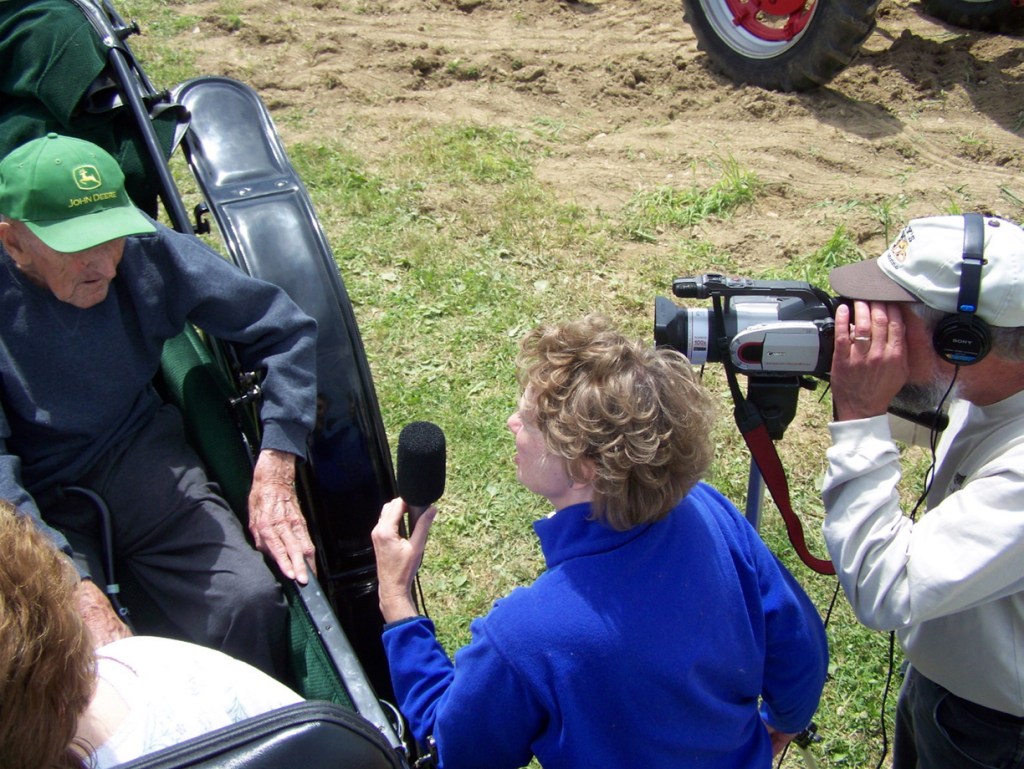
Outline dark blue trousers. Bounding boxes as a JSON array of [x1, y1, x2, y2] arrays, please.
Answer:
[[894, 665, 1024, 769], [40, 404, 288, 679]]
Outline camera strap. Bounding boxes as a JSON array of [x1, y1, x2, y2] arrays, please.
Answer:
[[721, 349, 836, 576]]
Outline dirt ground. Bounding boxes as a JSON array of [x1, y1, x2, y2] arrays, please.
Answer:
[[174, 0, 1024, 270]]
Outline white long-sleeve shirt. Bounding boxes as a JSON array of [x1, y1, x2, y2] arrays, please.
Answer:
[[822, 390, 1024, 716]]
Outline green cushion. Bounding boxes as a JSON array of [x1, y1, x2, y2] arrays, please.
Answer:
[[159, 326, 257, 519]]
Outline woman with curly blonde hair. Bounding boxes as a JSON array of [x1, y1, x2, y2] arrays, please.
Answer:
[[373, 315, 829, 769], [514, 312, 716, 530], [0, 501, 302, 769]]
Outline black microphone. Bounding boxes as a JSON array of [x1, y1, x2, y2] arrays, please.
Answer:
[[887, 405, 950, 433], [396, 421, 446, 534]]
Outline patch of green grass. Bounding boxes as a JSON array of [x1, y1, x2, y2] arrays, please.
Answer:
[[764, 224, 865, 287], [530, 116, 568, 142], [114, 1, 201, 86], [120, 0, 201, 35], [868, 195, 909, 245], [406, 124, 535, 186], [621, 156, 760, 241], [213, 0, 244, 31], [446, 58, 482, 81], [1001, 185, 1024, 210]]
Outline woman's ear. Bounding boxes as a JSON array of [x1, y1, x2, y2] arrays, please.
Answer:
[[570, 457, 597, 488]]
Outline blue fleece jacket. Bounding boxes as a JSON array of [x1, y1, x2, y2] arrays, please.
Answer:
[[0, 220, 317, 554], [383, 483, 828, 769]]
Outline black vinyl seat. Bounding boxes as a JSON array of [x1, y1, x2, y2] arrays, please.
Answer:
[[114, 702, 407, 769]]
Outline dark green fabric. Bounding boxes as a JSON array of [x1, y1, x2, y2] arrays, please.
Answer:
[[286, 582, 356, 709], [158, 327, 258, 520], [0, 0, 181, 213], [0, 0, 105, 124]]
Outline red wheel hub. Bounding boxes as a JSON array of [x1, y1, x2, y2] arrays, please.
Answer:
[[726, 0, 814, 41]]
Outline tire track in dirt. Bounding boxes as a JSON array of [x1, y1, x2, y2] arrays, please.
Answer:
[[170, 0, 1023, 265]]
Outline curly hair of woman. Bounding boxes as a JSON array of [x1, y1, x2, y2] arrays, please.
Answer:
[[0, 501, 94, 769], [517, 313, 716, 530]]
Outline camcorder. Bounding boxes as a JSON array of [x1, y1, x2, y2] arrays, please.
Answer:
[[654, 273, 841, 379], [655, 274, 845, 578], [655, 274, 948, 438]]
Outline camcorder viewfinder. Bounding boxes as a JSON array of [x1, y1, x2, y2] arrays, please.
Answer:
[[654, 274, 841, 378]]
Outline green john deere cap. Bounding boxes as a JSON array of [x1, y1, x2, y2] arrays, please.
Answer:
[[0, 133, 155, 252]]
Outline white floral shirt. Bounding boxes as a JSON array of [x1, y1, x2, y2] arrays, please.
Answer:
[[91, 636, 302, 767]]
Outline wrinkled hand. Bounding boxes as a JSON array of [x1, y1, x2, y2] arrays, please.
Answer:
[[75, 578, 132, 648], [764, 724, 798, 757], [371, 497, 437, 623], [831, 301, 910, 421], [248, 449, 315, 584]]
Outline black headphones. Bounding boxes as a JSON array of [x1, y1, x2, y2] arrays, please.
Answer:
[[932, 213, 992, 365]]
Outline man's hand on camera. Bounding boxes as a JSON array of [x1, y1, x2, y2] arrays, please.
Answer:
[[831, 301, 909, 421], [372, 497, 437, 623]]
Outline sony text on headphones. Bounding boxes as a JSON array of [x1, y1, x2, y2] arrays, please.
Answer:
[[932, 213, 992, 365]]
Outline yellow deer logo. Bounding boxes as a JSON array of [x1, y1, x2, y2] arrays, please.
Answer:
[[73, 165, 102, 191]]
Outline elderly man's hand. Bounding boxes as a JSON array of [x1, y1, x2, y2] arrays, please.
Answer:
[[248, 448, 316, 584], [75, 579, 132, 648]]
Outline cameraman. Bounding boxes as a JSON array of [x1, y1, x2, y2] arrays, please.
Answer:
[[822, 214, 1024, 769]]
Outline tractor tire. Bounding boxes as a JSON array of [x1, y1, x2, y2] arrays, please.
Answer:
[[920, 0, 1022, 31], [683, 0, 880, 91]]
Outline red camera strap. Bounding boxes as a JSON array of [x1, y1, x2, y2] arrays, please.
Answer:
[[710, 294, 835, 576], [739, 415, 835, 575]]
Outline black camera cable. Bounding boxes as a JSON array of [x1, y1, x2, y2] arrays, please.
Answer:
[[871, 367, 959, 768], [819, 366, 958, 769]]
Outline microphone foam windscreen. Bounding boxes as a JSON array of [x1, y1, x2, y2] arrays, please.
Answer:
[[396, 421, 447, 506]]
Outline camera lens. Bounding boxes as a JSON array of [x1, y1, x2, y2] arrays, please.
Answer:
[[654, 297, 714, 364]]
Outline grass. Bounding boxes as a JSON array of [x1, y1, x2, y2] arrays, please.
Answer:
[[105, 5, 978, 767], [290, 138, 908, 768], [762, 224, 866, 286], [622, 156, 761, 242]]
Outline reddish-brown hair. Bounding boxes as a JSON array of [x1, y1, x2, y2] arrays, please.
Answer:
[[0, 502, 94, 769]]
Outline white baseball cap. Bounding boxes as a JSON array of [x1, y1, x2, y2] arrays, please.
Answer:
[[829, 215, 1024, 328]]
